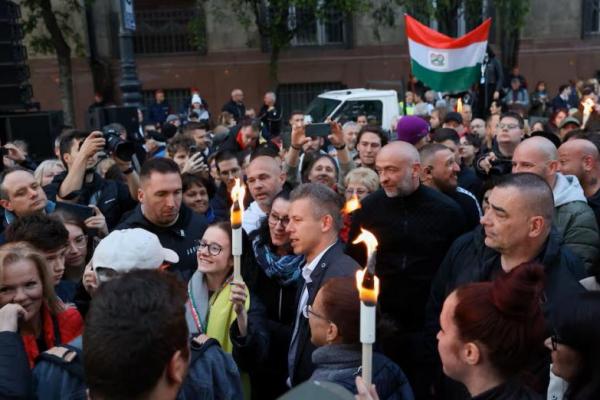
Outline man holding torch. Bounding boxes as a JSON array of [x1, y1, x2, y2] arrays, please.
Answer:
[[347, 141, 466, 398]]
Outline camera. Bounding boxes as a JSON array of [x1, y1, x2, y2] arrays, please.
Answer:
[[102, 124, 135, 161], [488, 158, 512, 176]]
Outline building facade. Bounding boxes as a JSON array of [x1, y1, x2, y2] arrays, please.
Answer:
[[24, 0, 600, 128]]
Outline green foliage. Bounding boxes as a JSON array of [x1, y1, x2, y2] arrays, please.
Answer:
[[188, 13, 207, 51], [224, 0, 368, 80], [20, 0, 91, 57]]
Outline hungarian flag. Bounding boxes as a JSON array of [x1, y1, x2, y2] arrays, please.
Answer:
[[405, 14, 492, 93]]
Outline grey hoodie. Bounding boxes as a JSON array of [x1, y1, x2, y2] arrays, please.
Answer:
[[553, 173, 599, 273]]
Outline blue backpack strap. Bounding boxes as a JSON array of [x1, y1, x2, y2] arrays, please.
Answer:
[[36, 344, 85, 382]]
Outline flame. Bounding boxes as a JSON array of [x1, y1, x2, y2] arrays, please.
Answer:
[[352, 228, 378, 256], [230, 178, 245, 227], [343, 192, 362, 214], [456, 98, 463, 113], [582, 98, 595, 116], [356, 268, 380, 305]]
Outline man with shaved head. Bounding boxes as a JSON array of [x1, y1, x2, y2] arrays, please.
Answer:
[[558, 138, 600, 227], [512, 136, 599, 271], [426, 172, 586, 398], [347, 141, 466, 398], [221, 88, 246, 123], [419, 143, 481, 229]]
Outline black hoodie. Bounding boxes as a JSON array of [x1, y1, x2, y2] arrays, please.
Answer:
[[116, 204, 208, 282]]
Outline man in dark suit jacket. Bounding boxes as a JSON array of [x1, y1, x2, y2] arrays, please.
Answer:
[[285, 183, 360, 386]]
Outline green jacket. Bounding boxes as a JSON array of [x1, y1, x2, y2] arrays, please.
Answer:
[[554, 173, 599, 273]]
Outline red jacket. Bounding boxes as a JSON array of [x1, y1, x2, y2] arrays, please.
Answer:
[[21, 303, 83, 368]]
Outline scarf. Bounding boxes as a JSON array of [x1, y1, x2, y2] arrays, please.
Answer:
[[186, 270, 250, 353], [251, 235, 303, 286], [186, 270, 252, 399]]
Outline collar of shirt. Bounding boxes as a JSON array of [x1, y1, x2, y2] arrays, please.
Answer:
[[301, 241, 336, 284]]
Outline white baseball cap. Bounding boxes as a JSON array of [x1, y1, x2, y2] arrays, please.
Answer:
[[92, 228, 179, 273]]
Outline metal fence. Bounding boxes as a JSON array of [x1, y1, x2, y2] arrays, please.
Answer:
[[133, 8, 200, 54], [290, 7, 347, 46], [142, 88, 191, 117]]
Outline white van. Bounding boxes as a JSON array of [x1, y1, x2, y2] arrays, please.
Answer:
[[304, 88, 400, 131]]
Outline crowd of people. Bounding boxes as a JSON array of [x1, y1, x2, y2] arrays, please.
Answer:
[[0, 74, 600, 400]]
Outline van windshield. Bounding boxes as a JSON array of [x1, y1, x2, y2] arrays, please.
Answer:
[[305, 97, 341, 123]]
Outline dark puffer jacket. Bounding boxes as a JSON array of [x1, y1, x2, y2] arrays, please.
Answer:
[[310, 344, 414, 400], [424, 225, 586, 399]]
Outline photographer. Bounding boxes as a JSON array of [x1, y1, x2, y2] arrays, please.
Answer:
[[44, 130, 138, 230], [475, 112, 524, 180]]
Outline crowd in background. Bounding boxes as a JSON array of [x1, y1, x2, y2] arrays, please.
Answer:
[[0, 70, 599, 400]]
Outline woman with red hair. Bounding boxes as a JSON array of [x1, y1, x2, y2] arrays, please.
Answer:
[[437, 262, 546, 399]]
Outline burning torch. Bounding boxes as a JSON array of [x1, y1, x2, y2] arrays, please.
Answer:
[[343, 191, 362, 214], [230, 178, 245, 282], [353, 228, 380, 387], [582, 98, 595, 129]]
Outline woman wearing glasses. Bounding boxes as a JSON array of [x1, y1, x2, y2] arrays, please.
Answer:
[[340, 168, 379, 242], [247, 190, 303, 398], [546, 291, 600, 400], [437, 262, 546, 399], [54, 209, 107, 304], [186, 221, 268, 398], [307, 276, 414, 399]]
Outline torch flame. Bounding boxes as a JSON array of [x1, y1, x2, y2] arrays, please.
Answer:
[[356, 268, 380, 305], [352, 228, 378, 256], [343, 192, 362, 214], [583, 98, 595, 116], [456, 98, 463, 113], [230, 178, 245, 227]]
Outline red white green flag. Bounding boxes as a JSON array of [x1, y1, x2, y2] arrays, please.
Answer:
[[405, 14, 492, 93]]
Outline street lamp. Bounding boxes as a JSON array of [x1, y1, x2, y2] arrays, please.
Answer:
[[118, 0, 142, 108]]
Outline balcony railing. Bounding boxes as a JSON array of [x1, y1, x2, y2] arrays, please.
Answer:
[[133, 8, 204, 54]]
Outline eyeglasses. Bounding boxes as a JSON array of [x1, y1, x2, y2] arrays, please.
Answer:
[[197, 240, 223, 256], [268, 213, 290, 228], [498, 123, 519, 130], [302, 304, 331, 322], [69, 235, 88, 250], [344, 188, 369, 197]]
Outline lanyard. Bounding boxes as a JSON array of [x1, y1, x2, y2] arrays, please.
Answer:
[[187, 275, 234, 333]]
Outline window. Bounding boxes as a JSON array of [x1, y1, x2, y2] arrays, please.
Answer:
[[289, 7, 348, 46], [133, 7, 204, 54], [305, 97, 341, 123], [276, 82, 346, 123], [583, 0, 600, 36], [332, 100, 383, 126]]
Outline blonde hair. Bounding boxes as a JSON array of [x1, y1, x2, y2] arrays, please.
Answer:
[[0, 242, 62, 315], [33, 159, 64, 186], [344, 167, 379, 193]]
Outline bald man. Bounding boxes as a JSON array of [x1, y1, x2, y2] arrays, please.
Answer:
[[346, 141, 466, 398], [243, 151, 286, 233], [512, 136, 599, 272], [559, 138, 600, 229], [221, 88, 246, 123], [426, 172, 586, 399]]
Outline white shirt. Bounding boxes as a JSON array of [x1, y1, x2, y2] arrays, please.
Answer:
[[288, 240, 336, 384], [242, 201, 266, 234]]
